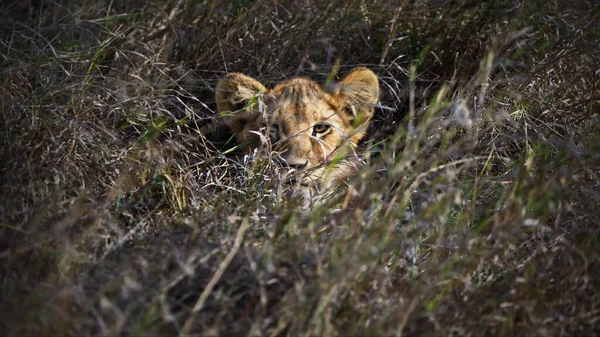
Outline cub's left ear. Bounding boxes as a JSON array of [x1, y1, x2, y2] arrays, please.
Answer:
[[334, 67, 379, 126]]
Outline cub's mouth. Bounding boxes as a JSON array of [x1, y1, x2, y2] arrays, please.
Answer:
[[278, 167, 322, 206], [281, 167, 314, 187], [274, 160, 320, 190]]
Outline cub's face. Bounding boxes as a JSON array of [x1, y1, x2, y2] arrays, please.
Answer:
[[215, 67, 379, 187]]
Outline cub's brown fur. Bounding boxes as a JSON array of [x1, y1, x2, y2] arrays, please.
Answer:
[[215, 67, 379, 194]]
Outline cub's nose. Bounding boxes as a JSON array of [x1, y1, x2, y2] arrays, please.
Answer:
[[279, 156, 307, 170]]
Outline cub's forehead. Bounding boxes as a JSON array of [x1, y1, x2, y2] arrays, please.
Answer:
[[271, 78, 321, 99], [268, 78, 341, 116]]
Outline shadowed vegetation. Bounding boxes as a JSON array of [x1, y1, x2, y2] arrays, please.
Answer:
[[1, 0, 599, 335]]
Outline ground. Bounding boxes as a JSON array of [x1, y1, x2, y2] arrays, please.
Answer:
[[1, 0, 599, 336]]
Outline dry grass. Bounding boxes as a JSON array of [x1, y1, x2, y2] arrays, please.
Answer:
[[1, 0, 599, 336]]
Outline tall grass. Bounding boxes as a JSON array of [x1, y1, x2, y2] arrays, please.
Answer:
[[1, 0, 599, 335]]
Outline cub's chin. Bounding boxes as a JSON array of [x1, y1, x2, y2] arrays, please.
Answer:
[[278, 160, 360, 207]]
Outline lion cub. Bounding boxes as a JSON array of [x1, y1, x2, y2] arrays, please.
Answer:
[[215, 67, 379, 199]]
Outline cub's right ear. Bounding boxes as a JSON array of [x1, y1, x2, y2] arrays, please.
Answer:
[[215, 73, 265, 113], [215, 73, 265, 135]]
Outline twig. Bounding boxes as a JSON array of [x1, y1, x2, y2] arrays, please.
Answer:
[[180, 219, 250, 335]]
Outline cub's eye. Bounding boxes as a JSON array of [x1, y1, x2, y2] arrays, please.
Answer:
[[269, 124, 280, 142], [313, 123, 331, 135]]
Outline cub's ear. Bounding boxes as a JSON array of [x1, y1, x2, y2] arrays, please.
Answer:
[[215, 73, 265, 113], [333, 67, 379, 127], [215, 73, 266, 135]]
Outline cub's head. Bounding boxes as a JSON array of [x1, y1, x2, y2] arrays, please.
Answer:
[[215, 67, 379, 187]]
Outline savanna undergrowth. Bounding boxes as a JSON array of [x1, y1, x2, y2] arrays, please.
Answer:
[[1, 0, 599, 336]]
